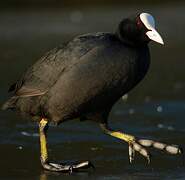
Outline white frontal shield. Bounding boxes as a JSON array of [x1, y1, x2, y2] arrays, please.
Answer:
[[140, 13, 164, 45]]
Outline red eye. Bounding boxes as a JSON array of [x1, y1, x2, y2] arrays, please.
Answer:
[[136, 18, 143, 29], [137, 21, 141, 25]]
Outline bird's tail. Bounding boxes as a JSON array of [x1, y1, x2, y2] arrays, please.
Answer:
[[1, 96, 18, 110]]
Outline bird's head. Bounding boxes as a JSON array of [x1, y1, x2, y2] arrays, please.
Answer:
[[117, 12, 164, 46]]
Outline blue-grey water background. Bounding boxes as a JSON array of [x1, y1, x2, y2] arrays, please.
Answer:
[[0, 3, 185, 180]]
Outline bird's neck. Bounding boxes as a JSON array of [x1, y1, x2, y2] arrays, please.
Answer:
[[115, 30, 148, 47]]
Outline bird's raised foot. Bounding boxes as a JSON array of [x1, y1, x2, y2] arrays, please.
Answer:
[[128, 138, 182, 164], [41, 159, 94, 173], [99, 124, 182, 164]]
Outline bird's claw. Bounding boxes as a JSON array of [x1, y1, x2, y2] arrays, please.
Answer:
[[128, 143, 135, 163], [128, 140, 151, 164], [128, 138, 182, 164], [41, 159, 93, 172]]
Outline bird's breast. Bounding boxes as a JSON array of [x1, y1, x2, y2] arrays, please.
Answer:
[[111, 45, 150, 98]]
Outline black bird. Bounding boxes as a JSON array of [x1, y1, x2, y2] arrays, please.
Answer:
[[2, 12, 181, 172]]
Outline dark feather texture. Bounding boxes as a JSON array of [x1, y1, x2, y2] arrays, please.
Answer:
[[2, 17, 150, 124]]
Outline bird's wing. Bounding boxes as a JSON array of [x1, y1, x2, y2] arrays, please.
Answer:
[[8, 33, 105, 97], [8, 47, 61, 97], [47, 36, 132, 113]]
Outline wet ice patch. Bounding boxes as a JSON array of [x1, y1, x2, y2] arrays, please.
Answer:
[[114, 107, 135, 116], [128, 108, 135, 115], [91, 147, 100, 151], [156, 105, 163, 112], [17, 146, 23, 150], [157, 124, 175, 131], [157, 123, 164, 128], [21, 131, 39, 137], [122, 94, 128, 101], [167, 126, 175, 131]]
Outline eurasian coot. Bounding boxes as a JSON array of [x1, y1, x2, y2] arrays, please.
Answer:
[[2, 12, 181, 172]]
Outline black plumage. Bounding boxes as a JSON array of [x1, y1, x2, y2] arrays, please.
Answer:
[[2, 13, 181, 172], [2, 19, 150, 124]]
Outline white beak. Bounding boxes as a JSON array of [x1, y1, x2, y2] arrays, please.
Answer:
[[146, 28, 164, 45], [140, 13, 164, 45]]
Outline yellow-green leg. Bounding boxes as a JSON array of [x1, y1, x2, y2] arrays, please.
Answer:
[[39, 118, 93, 172], [100, 123, 182, 163], [39, 118, 48, 164]]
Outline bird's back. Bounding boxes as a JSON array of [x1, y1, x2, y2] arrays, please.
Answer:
[[9, 33, 108, 96]]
